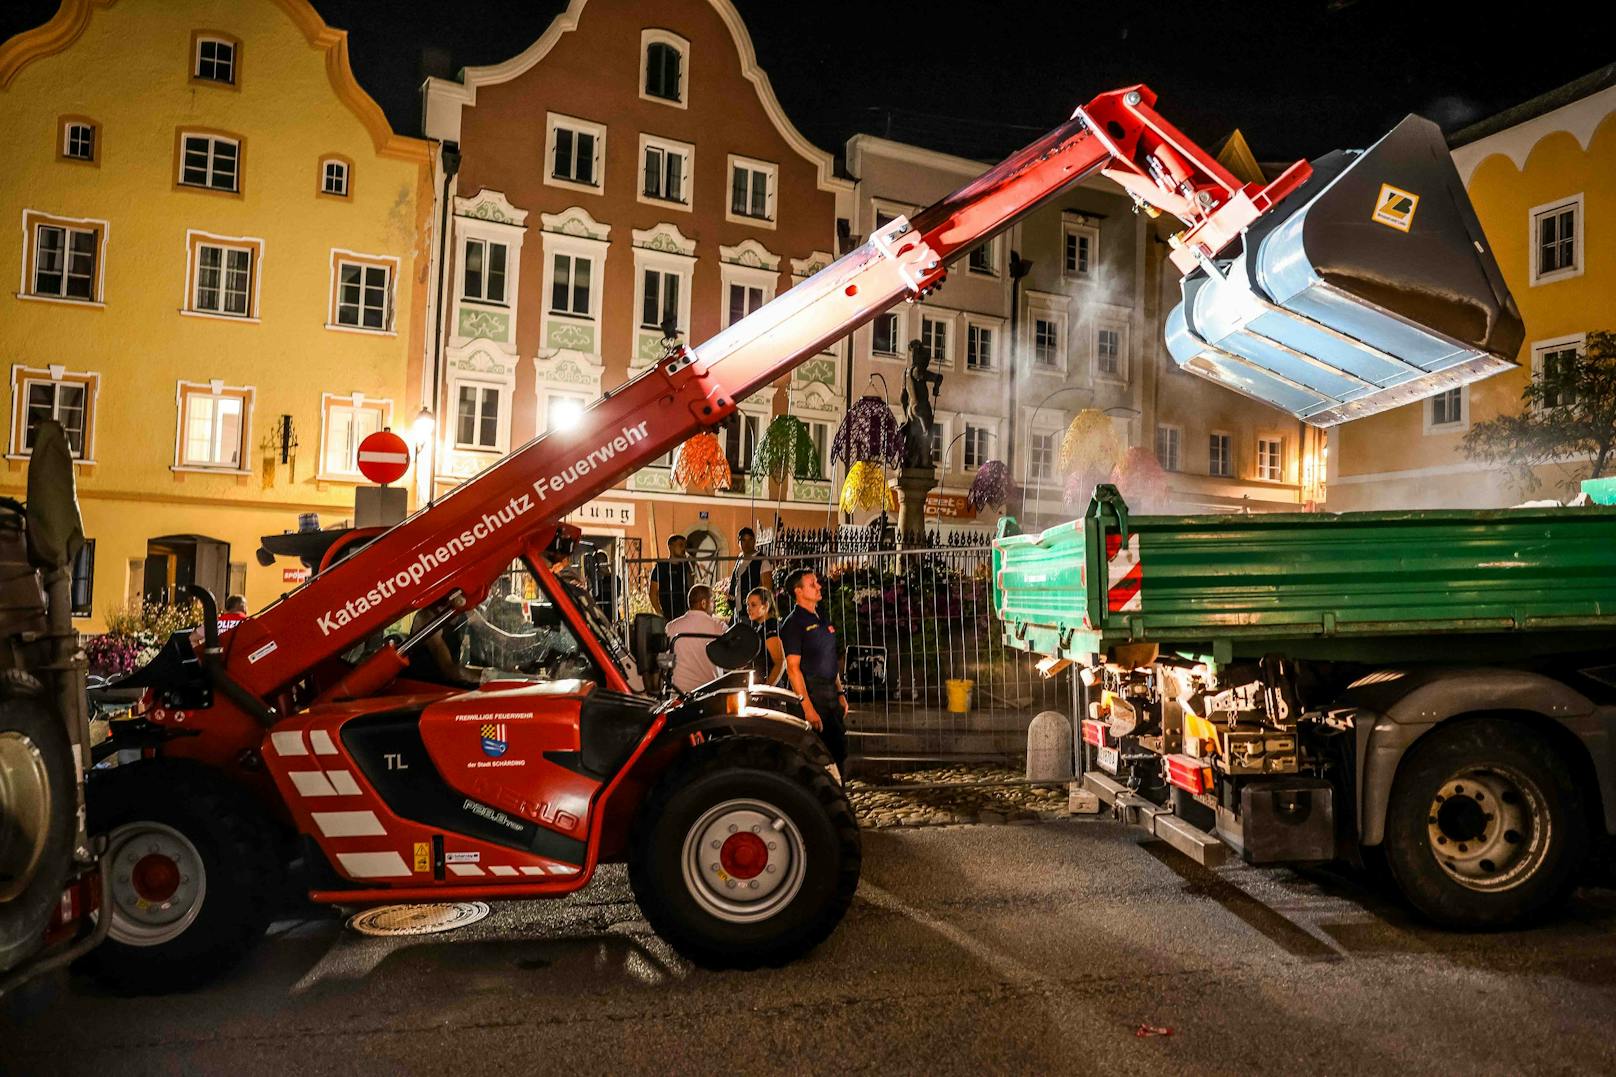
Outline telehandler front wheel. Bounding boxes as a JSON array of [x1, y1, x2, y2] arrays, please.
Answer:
[[78, 760, 281, 993], [629, 736, 860, 969]]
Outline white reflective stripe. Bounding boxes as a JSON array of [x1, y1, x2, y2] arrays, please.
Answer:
[[448, 863, 483, 876], [336, 851, 410, 878], [487, 866, 518, 877], [270, 731, 307, 756], [288, 771, 338, 797], [358, 450, 408, 464], [326, 769, 362, 796], [519, 866, 545, 876], [310, 730, 339, 755], [313, 811, 386, 837], [546, 864, 577, 875]]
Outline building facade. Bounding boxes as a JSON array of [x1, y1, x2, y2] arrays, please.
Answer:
[[840, 134, 1317, 536], [0, 0, 433, 630], [421, 0, 850, 573], [1330, 68, 1616, 510]]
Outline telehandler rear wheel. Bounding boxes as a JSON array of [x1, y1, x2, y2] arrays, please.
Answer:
[[78, 760, 281, 993], [0, 673, 75, 974], [629, 736, 860, 968]]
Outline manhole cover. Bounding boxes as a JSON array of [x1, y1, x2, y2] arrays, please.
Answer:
[[347, 902, 490, 937]]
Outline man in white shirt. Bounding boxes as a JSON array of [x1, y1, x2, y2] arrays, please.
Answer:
[[664, 584, 729, 694]]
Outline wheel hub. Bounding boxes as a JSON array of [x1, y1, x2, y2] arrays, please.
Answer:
[[107, 821, 207, 945], [1426, 765, 1548, 893], [681, 799, 807, 924], [0, 731, 51, 903]]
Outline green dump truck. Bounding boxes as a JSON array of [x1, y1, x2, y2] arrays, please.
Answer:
[[993, 486, 1616, 929]]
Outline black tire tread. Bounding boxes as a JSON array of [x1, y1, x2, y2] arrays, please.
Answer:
[[0, 692, 74, 973], [78, 759, 281, 993], [628, 735, 860, 969], [1384, 717, 1587, 930]]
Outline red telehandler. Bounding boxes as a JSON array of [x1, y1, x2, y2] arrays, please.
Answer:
[[42, 85, 1515, 992]]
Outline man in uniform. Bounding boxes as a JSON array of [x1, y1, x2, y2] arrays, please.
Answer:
[[779, 567, 847, 770]]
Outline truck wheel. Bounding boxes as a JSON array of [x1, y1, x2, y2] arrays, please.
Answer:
[[1383, 718, 1588, 930], [0, 676, 75, 974], [78, 760, 281, 993], [628, 736, 860, 969]]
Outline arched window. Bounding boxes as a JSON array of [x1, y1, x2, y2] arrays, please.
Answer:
[[644, 41, 682, 102]]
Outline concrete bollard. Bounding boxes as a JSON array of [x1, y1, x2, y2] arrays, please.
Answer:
[[1026, 709, 1073, 782]]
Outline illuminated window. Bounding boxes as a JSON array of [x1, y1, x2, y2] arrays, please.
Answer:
[[321, 394, 390, 478], [1209, 433, 1232, 477], [457, 385, 502, 450], [176, 383, 252, 470], [1257, 437, 1284, 482]]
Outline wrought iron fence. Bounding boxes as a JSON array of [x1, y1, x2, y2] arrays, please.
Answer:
[[613, 540, 1077, 783]]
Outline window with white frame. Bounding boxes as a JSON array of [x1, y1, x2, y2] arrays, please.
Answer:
[[1063, 220, 1097, 280], [920, 315, 949, 366], [805, 420, 829, 479], [194, 36, 236, 84], [1209, 432, 1232, 477], [320, 158, 349, 197], [963, 423, 993, 470], [1033, 317, 1060, 367], [177, 383, 250, 469], [930, 419, 945, 465], [27, 216, 100, 301], [179, 133, 239, 192], [727, 283, 764, 327], [1029, 431, 1055, 482], [728, 156, 776, 224], [192, 239, 254, 317], [872, 312, 900, 356], [11, 368, 96, 459], [332, 255, 393, 331], [1096, 326, 1122, 376], [967, 240, 995, 276], [641, 136, 690, 205], [722, 412, 761, 484], [547, 114, 604, 190], [642, 34, 686, 104], [1530, 196, 1581, 283], [545, 393, 587, 434], [322, 394, 388, 477], [455, 383, 503, 451], [966, 323, 995, 371], [1534, 337, 1582, 409], [549, 252, 592, 317], [1155, 424, 1181, 471], [61, 120, 95, 162], [463, 237, 509, 305], [641, 267, 683, 331], [1257, 437, 1283, 482], [1429, 387, 1465, 429]]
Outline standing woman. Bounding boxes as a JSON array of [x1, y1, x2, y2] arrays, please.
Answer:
[[745, 586, 786, 686]]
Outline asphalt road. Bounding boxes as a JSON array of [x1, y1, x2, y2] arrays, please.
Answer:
[[4, 818, 1615, 1076]]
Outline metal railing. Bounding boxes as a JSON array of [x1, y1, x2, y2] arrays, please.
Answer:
[[613, 541, 1076, 783]]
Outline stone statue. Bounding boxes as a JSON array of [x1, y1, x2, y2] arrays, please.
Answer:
[[899, 339, 944, 469]]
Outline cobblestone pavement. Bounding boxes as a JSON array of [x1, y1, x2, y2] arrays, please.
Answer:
[[846, 764, 1072, 827]]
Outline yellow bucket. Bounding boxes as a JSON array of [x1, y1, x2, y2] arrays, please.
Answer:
[[945, 678, 974, 714]]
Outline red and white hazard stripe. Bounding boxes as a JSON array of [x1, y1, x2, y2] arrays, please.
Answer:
[[1104, 532, 1142, 614]]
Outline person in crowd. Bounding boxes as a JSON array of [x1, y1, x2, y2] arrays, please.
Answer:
[[744, 585, 785, 686], [648, 533, 692, 620], [779, 568, 847, 769], [727, 526, 774, 623], [664, 584, 728, 694]]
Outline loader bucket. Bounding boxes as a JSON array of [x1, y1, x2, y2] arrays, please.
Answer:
[[1166, 115, 1524, 426]]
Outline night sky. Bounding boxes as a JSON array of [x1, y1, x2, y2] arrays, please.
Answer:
[[3, 2, 1610, 165]]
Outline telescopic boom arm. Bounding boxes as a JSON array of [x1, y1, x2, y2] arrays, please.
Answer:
[[219, 85, 1310, 699]]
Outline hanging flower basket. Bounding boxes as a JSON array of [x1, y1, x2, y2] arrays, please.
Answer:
[[751, 414, 823, 483], [672, 431, 731, 493], [831, 395, 902, 470], [966, 459, 1014, 511], [1058, 409, 1122, 472], [840, 461, 889, 513]]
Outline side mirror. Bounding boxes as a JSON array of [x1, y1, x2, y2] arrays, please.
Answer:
[[706, 623, 760, 670]]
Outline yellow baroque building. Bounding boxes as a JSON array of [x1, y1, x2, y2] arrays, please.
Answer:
[[1331, 66, 1616, 510], [0, 0, 433, 631]]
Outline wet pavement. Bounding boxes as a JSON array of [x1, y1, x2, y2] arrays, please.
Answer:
[[5, 816, 1614, 1076]]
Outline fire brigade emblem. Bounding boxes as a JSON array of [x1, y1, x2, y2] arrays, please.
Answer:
[[480, 722, 508, 757]]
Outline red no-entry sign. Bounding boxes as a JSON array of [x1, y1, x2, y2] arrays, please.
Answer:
[[357, 429, 410, 485]]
